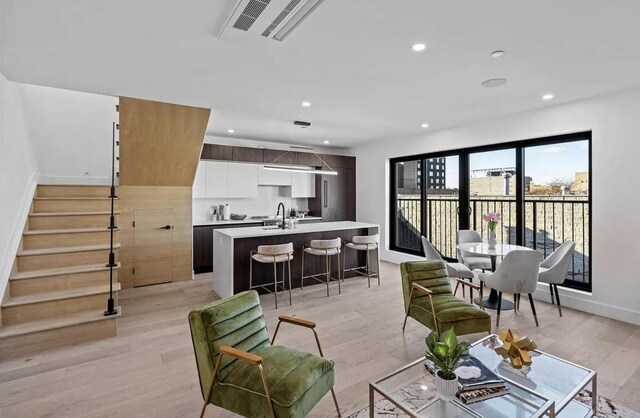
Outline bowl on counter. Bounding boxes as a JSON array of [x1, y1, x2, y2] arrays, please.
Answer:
[[230, 213, 247, 220]]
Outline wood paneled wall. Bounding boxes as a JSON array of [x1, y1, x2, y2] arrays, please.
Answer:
[[117, 186, 192, 289], [118, 97, 210, 186]]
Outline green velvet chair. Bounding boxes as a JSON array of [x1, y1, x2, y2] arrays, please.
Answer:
[[189, 290, 341, 418], [401, 260, 491, 336]]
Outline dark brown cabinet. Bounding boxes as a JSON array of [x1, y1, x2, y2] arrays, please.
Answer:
[[296, 152, 323, 167], [201, 144, 233, 161], [193, 226, 214, 274], [193, 223, 263, 273], [232, 146, 264, 163], [321, 154, 356, 169], [264, 149, 296, 165], [309, 167, 356, 221]]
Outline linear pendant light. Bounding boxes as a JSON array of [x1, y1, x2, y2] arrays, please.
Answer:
[[263, 164, 338, 175], [264, 120, 338, 175]]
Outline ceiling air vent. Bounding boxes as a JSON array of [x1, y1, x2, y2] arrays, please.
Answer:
[[218, 0, 324, 43], [232, 0, 271, 31]]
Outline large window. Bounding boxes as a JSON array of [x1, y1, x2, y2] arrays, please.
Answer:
[[390, 132, 591, 291]]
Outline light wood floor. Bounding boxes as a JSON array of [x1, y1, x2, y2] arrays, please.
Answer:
[[1, 261, 639, 417]]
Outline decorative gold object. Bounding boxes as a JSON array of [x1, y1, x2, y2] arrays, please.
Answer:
[[494, 329, 537, 369]]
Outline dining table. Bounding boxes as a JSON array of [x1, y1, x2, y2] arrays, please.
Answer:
[[456, 242, 532, 311]]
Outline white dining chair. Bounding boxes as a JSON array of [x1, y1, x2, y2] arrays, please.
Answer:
[[457, 230, 492, 271], [478, 250, 543, 327], [421, 236, 479, 303], [538, 240, 575, 317]]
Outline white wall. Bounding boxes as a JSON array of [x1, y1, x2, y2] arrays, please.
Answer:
[[0, 74, 39, 301], [353, 88, 640, 325], [193, 186, 308, 224], [20, 84, 118, 184]]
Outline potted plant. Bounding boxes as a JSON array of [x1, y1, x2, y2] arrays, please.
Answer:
[[425, 329, 470, 400], [482, 212, 501, 249]]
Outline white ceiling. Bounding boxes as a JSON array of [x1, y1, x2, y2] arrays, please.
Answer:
[[3, 0, 640, 148]]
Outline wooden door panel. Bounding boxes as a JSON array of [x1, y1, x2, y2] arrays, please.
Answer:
[[134, 208, 174, 286]]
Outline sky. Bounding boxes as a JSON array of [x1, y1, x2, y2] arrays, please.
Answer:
[[441, 140, 589, 188]]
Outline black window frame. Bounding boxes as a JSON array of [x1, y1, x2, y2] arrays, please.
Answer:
[[389, 131, 592, 292]]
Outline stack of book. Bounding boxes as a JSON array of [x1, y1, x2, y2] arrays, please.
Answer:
[[424, 355, 509, 405]]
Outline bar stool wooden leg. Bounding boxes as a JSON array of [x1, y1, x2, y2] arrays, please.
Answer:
[[273, 260, 278, 309], [249, 256, 253, 290], [288, 257, 292, 306], [376, 246, 381, 286], [366, 249, 371, 288], [342, 246, 347, 281], [301, 249, 305, 290], [325, 254, 330, 297], [337, 252, 342, 294]]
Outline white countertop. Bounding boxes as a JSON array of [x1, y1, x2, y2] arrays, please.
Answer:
[[194, 216, 322, 227], [214, 221, 378, 239]]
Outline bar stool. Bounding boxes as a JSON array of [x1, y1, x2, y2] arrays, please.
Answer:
[[301, 238, 342, 297], [249, 242, 293, 309], [343, 234, 380, 287]]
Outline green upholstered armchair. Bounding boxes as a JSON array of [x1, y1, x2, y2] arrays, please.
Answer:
[[401, 261, 491, 336], [189, 290, 341, 418]]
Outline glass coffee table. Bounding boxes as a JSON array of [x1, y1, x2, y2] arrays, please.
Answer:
[[369, 334, 596, 418]]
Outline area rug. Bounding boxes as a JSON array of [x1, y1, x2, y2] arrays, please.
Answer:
[[347, 384, 640, 418]]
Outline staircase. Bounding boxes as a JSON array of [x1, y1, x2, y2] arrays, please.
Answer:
[[0, 185, 121, 360]]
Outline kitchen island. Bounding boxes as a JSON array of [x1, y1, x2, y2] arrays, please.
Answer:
[[212, 221, 379, 298]]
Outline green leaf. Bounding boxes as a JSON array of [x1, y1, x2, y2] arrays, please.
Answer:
[[440, 329, 458, 351], [426, 332, 439, 352], [433, 342, 449, 359]]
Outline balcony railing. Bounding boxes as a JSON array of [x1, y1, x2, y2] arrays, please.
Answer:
[[396, 195, 590, 290]]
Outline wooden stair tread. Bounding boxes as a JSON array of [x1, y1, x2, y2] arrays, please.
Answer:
[[11, 263, 121, 280], [24, 227, 120, 236], [29, 211, 120, 217], [17, 243, 121, 257], [34, 197, 118, 200], [0, 307, 121, 339], [3, 283, 121, 307]]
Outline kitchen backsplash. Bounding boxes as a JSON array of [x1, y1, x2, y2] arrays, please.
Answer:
[[193, 186, 309, 224]]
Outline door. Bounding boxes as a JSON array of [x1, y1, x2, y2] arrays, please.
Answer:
[[423, 155, 461, 259], [134, 208, 174, 286]]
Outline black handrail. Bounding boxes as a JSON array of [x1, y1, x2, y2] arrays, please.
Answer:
[[105, 121, 118, 316]]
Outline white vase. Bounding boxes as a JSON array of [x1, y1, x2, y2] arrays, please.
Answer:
[[487, 230, 497, 250], [435, 371, 459, 401]]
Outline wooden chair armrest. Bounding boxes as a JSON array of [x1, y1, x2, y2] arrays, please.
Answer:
[[219, 345, 263, 365], [454, 278, 481, 290], [278, 315, 316, 329], [411, 282, 433, 295]]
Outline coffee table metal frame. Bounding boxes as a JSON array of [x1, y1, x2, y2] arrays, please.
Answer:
[[369, 334, 597, 418]]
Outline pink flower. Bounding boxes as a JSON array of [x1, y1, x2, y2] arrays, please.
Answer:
[[482, 212, 502, 222]]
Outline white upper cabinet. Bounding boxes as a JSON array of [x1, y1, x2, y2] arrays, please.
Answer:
[[193, 161, 207, 198], [227, 163, 258, 198], [291, 171, 316, 198], [257, 165, 292, 186], [205, 161, 228, 198]]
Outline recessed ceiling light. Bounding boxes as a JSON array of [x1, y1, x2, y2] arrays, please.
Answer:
[[302, 101, 311, 107], [323, 140, 330, 144], [491, 50, 505, 58], [412, 43, 426, 52], [481, 78, 507, 88], [542, 93, 554, 100], [421, 123, 429, 128], [227, 129, 235, 134]]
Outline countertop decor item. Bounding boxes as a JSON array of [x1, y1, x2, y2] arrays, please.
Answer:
[[483, 212, 501, 249], [229, 213, 247, 220], [494, 329, 537, 369], [425, 329, 470, 400]]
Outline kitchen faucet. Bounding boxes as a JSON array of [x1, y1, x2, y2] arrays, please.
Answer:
[[276, 202, 286, 229]]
